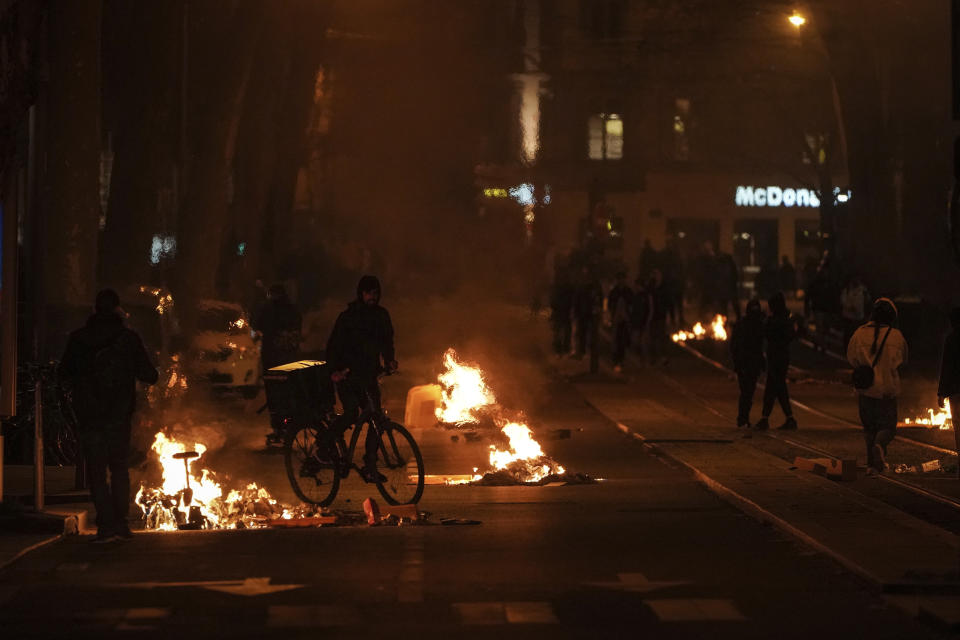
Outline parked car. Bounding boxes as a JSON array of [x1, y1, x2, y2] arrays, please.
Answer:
[[188, 300, 261, 395]]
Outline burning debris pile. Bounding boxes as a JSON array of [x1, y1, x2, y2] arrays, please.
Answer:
[[435, 349, 574, 485], [899, 400, 953, 430], [671, 314, 728, 343], [136, 432, 314, 530]]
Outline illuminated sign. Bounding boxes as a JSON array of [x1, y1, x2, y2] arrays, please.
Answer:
[[735, 186, 851, 208], [483, 188, 509, 198]]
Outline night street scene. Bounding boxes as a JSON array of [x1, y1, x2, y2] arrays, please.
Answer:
[[5, 0, 960, 638]]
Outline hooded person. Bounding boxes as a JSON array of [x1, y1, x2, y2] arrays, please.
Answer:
[[325, 275, 398, 482], [252, 283, 302, 370], [847, 298, 908, 474], [937, 307, 960, 476], [59, 289, 159, 542], [730, 298, 766, 431], [753, 291, 798, 431]]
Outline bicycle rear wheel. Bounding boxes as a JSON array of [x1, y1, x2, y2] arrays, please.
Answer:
[[374, 421, 424, 505], [284, 425, 340, 507]]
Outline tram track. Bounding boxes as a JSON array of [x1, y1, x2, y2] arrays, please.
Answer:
[[659, 342, 960, 520]]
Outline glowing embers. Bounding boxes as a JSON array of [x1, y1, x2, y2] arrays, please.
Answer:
[[136, 432, 297, 531], [900, 400, 953, 430], [434, 349, 566, 484], [671, 315, 728, 343]]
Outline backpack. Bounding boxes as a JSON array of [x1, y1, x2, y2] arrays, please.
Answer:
[[88, 333, 129, 409]]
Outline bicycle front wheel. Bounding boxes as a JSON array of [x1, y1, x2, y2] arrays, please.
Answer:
[[284, 425, 340, 507], [374, 422, 424, 505]]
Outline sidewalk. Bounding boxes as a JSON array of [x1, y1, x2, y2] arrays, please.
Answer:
[[573, 369, 960, 629], [1, 464, 92, 570]]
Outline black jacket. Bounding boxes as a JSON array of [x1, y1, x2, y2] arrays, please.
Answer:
[[731, 314, 765, 376], [607, 284, 633, 325], [326, 300, 395, 382], [253, 300, 302, 368], [59, 313, 158, 426], [765, 313, 796, 367], [938, 332, 960, 399]]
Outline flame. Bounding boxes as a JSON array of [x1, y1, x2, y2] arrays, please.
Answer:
[[900, 400, 953, 430], [489, 422, 565, 483], [434, 349, 566, 484], [137, 432, 298, 530], [672, 315, 727, 343], [434, 348, 496, 425], [231, 318, 247, 330]]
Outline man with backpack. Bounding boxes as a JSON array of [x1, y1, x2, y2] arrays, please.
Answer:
[[60, 289, 159, 542]]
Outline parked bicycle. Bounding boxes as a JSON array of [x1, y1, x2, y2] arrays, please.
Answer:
[[1, 361, 80, 466], [282, 370, 424, 507]]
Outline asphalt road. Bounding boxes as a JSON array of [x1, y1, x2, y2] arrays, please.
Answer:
[[0, 342, 949, 638]]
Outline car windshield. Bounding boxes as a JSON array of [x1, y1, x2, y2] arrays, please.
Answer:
[[198, 307, 245, 334]]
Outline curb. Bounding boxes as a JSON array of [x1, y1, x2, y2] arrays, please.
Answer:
[[0, 534, 63, 572]]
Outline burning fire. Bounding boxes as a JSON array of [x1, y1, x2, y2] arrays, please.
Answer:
[[672, 315, 728, 343], [435, 348, 496, 425], [435, 349, 565, 483], [900, 400, 953, 430], [136, 432, 298, 530]]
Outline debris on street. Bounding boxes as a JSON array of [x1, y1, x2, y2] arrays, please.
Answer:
[[792, 456, 856, 481]]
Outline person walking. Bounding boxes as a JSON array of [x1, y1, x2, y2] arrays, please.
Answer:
[[847, 298, 907, 474], [937, 307, 960, 476], [607, 271, 633, 373], [730, 299, 766, 433], [840, 275, 869, 346], [573, 266, 602, 360], [716, 250, 741, 321], [753, 292, 798, 431], [59, 289, 159, 542], [631, 276, 651, 359], [549, 265, 575, 357], [646, 269, 670, 366], [778, 256, 797, 298]]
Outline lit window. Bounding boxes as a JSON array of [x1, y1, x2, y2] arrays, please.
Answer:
[[588, 113, 624, 160]]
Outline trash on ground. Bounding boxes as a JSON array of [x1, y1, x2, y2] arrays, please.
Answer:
[[440, 518, 482, 526], [921, 459, 942, 473], [363, 497, 381, 526], [793, 456, 856, 481], [267, 515, 337, 528]]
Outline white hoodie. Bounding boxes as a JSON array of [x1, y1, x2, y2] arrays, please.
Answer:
[[846, 322, 908, 399]]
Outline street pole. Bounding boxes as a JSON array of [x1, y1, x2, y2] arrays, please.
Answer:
[[34, 376, 44, 512]]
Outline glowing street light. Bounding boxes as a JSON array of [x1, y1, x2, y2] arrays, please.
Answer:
[[788, 12, 806, 28]]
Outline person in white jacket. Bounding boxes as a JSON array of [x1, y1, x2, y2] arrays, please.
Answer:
[[846, 298, 908, 474]]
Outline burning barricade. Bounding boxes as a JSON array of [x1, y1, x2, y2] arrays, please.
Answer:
[[671, 314, 728, 343], [899, 399, 952, 430], [434, 349, 587, 486], [135, 431, 314, 530]]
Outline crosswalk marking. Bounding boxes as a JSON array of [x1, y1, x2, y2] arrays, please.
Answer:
[[587, 571, 688, 593], [504, 602, 559, 624], [646, 598, 745, 622], [266, 604, 360, 628], [454, 601, 559, 625]]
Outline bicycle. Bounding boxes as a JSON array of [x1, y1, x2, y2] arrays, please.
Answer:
[[1, 361, 81, 467], [283, 372, 425, 507]]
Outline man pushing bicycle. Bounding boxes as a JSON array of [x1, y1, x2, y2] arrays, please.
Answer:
[[325, 275, 398, 483]]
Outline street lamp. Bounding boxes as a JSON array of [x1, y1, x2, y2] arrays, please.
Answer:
[[788, 12, 806, 28]]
